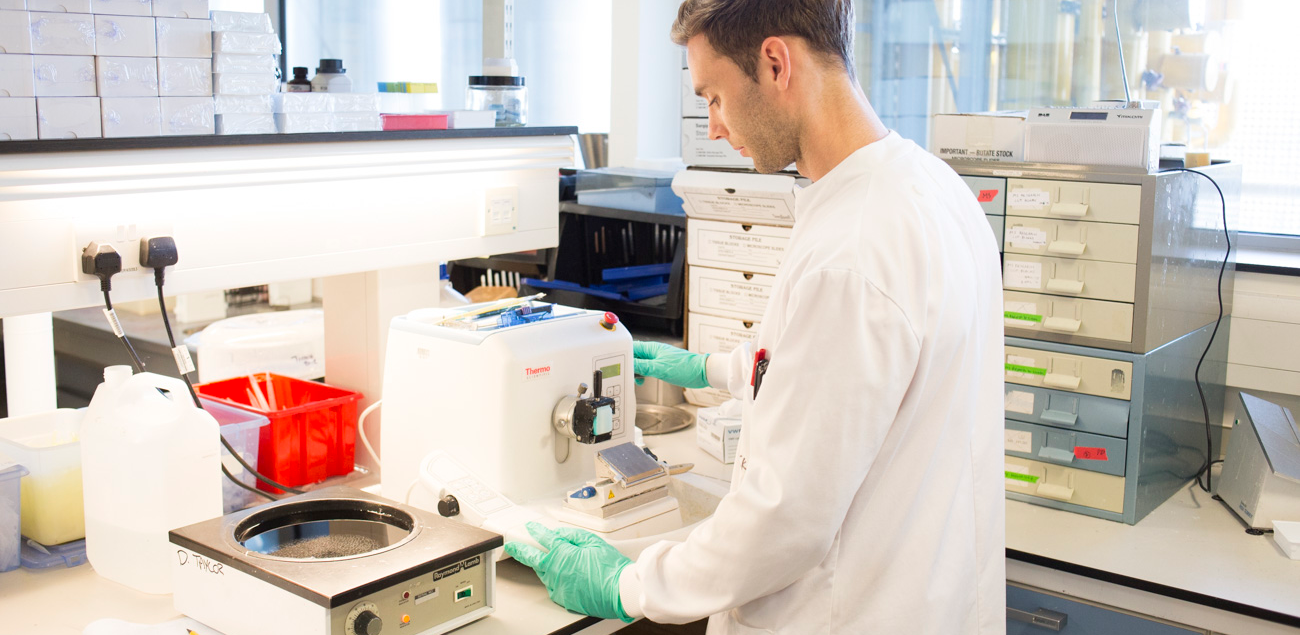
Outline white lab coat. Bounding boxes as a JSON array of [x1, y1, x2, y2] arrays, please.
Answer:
[[619, 132, 1006, 634]]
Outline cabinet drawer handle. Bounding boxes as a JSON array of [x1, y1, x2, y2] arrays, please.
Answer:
[[1047, 240, 1086, 256], [1036, 481, 1075, 501], [1044, 373, 1081, 390], [1050, 202, 1088, 217], [1007, 607, 1068, 631], [1042, 317, 1081, 332], [1046, 278, 1084, 294], [1041, 409, 1078, 426], [1037, 446, 1075, 463]]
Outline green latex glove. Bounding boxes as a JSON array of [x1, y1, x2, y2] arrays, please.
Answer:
[[633, 341, 710, 389], [504, 521, 634, 623]]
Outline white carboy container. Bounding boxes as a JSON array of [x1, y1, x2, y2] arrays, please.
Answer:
[[80, 366, 223, 594]]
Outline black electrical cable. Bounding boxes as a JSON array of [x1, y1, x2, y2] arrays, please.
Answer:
[[152, 270, 304, 497], [1160, 167, 1229, 494], [100, 288, 145, 373]]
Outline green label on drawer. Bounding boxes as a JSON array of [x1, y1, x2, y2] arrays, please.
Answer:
[[1005, 471, 1040, 484], [1004, 311, 1043, 323], [1005, 363, 1047, 376]]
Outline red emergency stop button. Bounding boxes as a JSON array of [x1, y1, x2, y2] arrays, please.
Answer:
[[600, 312, 619, 330]]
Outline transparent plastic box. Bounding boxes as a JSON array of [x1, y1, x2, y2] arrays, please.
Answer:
[[0, 462, 27, 572], [575, 167, 685, 214], [0, 409, 83, 546], [201, 398, 270, 513], [212, 53, 276, 74], [213, 72, 278, 96], [208, 10, 273, 34], [214, 94, 274, 115], [21, 537, 87, 569], [195, 374, 361, 493], [215, 113, 275, 135]]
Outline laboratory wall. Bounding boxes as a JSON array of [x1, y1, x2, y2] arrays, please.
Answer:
[[609, 0, 684, 167], [438, 0, 613, 132], [281, 0, 612, 132]]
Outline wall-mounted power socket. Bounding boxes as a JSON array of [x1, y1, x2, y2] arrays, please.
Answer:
[[481, 186, 518, 237], [74, 220, 175, 283]]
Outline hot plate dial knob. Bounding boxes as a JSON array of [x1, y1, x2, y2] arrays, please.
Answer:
[[353, 610, 383, 635], [346, 602, 382, 635]]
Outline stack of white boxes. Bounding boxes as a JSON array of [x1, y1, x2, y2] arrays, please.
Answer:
[[676, 171, 797, 464], [209, 9, 275, 134], [153, 1, 213, 136], [271, 91, 330, 133], [675, 170, 797, 411], [272, 82, 380, 134], [329, 92, 380, 133], [0, 0, 215, 139], [273, 90, 381, 134]]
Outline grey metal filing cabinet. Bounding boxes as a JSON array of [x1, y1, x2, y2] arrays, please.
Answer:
[[1003, 322, 1228, 524], [1008, 584, 1207, 634], [951, 160, 1240, 354]]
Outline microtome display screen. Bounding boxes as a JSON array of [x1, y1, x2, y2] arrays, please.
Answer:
[[600, 363, 621, 379]]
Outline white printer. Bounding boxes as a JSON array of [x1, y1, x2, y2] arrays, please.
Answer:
[[1217, 393, 1300, 531]]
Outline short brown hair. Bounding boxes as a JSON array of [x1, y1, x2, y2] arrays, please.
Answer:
[[670, 0, 856, 81]]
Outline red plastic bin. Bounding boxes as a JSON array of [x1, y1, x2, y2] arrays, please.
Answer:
[[195, 373, 362, 493]]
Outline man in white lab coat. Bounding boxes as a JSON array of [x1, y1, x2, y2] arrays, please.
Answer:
[[505, 0, 1006, 632]]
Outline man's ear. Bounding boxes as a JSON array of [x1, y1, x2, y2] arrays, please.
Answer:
[[758, 36, 792, 89]]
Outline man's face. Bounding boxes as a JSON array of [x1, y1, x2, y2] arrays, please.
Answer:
[[687, 35, 799, 174]]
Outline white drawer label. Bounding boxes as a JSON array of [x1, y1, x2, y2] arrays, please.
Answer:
[[1005, 429, 1033, 454], [697, 275, 772, 315], [696, 229, 788, 268], [1006, 226, 1047, 248], [1005, 390, 1036, 415], [1004, 260, 1042, 290], [1009, 189, 1050, 209], [684, 193, 795, 223], [692, 322, 760, 355]]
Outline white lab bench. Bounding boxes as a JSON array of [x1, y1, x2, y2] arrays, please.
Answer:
[[0, 423, 720, 635], [4, 416, 1296, 634], [1007, 477, 1300, 634]]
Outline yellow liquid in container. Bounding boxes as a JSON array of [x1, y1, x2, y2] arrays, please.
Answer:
[[20, 461, 84, 546], [0, 410, 85, 546]]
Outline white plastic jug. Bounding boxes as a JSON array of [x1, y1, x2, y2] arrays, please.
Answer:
[[80, 366, 223, 594]]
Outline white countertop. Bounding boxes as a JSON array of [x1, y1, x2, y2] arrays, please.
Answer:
[[15, 413, 1293, 633], [0, 424, 721, 635], [1007, 477, 1300, 626]]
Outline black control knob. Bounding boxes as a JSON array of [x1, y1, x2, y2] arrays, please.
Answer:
[[437, 494, 460, 517], [354, 610, 383, 635]]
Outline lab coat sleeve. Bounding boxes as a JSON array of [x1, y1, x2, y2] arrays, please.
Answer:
[[619, 269, 922, 623], [705, 342, 752, 393]]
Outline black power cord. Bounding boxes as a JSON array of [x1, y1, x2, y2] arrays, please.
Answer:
[[81, 242, 146, 373], [140, 236, 304, 499], [1159, 168, 1230, 494]]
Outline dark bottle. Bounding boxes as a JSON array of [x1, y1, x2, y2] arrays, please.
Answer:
[[286, 67, 311, 92]]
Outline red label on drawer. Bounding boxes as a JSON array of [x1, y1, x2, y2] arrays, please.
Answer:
[[1075, 446, 1109, 461], [977, 189, 1000, 202]]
